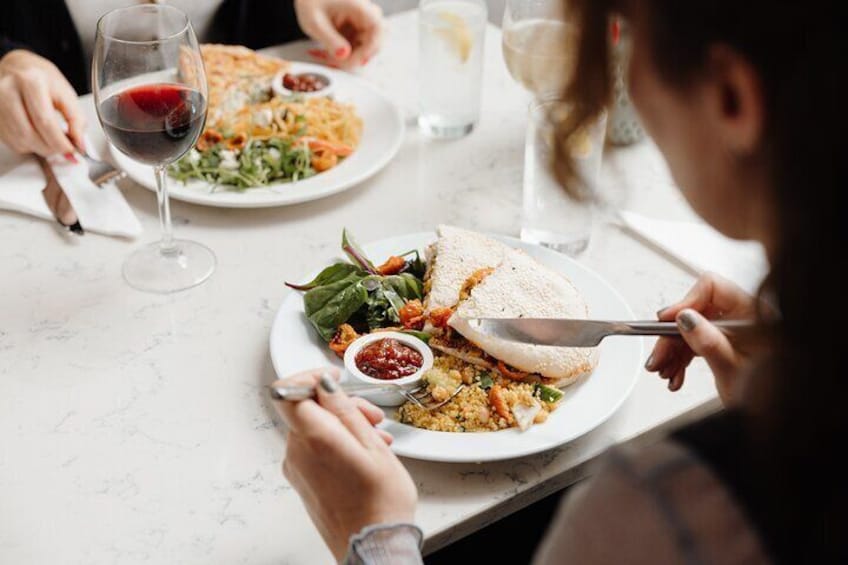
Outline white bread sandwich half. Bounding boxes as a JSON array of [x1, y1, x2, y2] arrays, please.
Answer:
[[449, 248, 599, 388], [423, 225, 511, 313]]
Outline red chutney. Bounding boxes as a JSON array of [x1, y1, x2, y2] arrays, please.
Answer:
[[355, 338, 423, 380], [282, 73, 328, 92]]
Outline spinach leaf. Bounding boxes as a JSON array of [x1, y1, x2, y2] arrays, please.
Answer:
[[400, 249, 427, 279], [365, 286, 391, 330], [285, 262, 363, 291], [304, 273, 368, 341], [342, 229, 377, 274], [364, 280, 405, 330], [291, 230, 429, 343], [383, 274, 423, 301]]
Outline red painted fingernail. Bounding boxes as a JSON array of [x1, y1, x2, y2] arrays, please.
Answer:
[[361, 57, 370, 66], [308, 48, 328, 59], [335, 46, 350, 59], [64, 152, 78, 164]]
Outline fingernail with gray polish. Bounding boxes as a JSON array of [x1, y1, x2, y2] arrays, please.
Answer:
[[677, 311, 697, 332], [319, 372, 339, 393], [644, 354, 655, 370], [656, 307, 668, 319]]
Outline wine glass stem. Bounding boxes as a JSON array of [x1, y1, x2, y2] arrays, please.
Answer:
[[153, 165, 176, 254]]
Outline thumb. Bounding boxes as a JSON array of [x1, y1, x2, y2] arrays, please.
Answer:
[[310, 12, 352, 61], [676, 309, 738, 377]]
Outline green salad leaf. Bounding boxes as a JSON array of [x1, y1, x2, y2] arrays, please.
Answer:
[[342, 229, 377, 274], [535, 383, 564, 403], [169, 138, 316, 190], [285, 262, 363, 291], [303, 272, 369, 342], [287, 229, 428, 342], [479, 371, 494, 390]]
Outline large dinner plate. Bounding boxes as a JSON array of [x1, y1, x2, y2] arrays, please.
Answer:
[[111, 62, 404, 208], [270, 232, 641, 462]]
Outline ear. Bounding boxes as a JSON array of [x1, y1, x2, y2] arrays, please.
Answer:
[[704, 44, 765, 154]]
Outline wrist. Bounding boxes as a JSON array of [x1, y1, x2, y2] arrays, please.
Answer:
[[345, 523, 423, 565]]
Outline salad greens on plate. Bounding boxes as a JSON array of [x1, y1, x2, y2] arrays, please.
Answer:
[[286, 229, 427, 344]]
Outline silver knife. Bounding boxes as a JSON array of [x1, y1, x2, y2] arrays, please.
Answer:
[[36, 155, 83, 235], [464, 317, 757, 347]]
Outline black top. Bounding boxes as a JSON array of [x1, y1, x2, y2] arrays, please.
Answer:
[[1, 0, 304, 94], [673, 410, 845, 564]]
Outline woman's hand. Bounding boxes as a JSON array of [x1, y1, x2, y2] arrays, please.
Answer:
[[0, 50, 86, 157], [294, 0, 384, 68], [646, 273, 758, 405], [272, 368, 418, 561]]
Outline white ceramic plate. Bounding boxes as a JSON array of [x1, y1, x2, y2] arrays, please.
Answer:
[[111, 62, 404, 208], [270, 232, 642, 463]]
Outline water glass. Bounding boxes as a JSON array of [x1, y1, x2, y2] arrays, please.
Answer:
[[418, 0, 487, 139], [521, 101, 606, 256]]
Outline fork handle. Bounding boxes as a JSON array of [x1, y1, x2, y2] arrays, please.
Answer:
[[616, 320, 756, 337], [268, 383, 401, 401]]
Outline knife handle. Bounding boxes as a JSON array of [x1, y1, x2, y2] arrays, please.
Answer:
[[620, 320, 757, 337], [36, 155, 81, 231]]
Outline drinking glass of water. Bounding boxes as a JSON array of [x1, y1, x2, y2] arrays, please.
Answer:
[[502, 0, 570, 98], [418, 0, 487, 139], [521, 100, 606, 255], [503, 0, 606, 255]]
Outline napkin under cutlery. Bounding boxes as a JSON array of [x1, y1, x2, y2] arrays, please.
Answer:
[[0, 153, 142, 238], [617, 210, 768, 295]]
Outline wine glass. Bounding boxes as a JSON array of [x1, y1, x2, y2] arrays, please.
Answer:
[[501, 0, 571, 99], [502, 0, 606, 256], [93, 4, 215, 293]]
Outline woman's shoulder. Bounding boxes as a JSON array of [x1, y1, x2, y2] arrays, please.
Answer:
[[532, 437, 771, 565]]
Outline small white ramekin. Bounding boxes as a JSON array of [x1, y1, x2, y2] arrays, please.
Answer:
[[271, 70, 335, 99], [343, 331, 433, 406]]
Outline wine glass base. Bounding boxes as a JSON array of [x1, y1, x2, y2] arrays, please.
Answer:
[[123, 239, 216, 294]]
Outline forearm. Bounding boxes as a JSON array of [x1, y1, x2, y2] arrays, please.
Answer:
[[343, 523, 424, 565]]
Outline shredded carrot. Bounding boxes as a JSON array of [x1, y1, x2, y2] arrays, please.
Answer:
[[497, 360, 529, 381]]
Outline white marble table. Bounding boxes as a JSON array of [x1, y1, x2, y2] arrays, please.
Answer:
[[0, 11, 720, 565]]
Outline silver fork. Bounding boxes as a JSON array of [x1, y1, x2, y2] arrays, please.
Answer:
[[80, 152, 126, 186], [399, 382, 465, 411], [268, 381, 465, 411]]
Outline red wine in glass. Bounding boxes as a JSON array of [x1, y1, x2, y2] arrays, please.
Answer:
[[99, 84, 206, 165], [93, 3, 214, 293]]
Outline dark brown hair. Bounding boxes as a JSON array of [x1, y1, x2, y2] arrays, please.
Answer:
[[557, 0, 844, 561]]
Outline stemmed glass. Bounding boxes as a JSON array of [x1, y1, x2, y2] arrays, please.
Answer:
[[501, 0, 571, 99], [93, 4, 215, 293], [502, 0, 605, 255]]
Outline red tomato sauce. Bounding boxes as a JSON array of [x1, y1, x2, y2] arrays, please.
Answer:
[[282, 73, 328, 92], [355, 338, 423, 380]]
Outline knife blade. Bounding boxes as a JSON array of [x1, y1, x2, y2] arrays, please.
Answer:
[[36, 155, 83, 235], [463, 317, 755, 347]]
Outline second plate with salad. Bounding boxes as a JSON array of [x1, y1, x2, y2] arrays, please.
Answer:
[[112, 57, 404, 208]]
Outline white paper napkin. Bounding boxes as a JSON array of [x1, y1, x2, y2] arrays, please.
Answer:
[[0, 154, 142, 238], [617, 210, 769, 295]]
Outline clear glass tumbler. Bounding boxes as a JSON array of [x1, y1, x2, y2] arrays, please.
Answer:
[[418, 0, 487, 139], [521, 101, 607, 256]]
